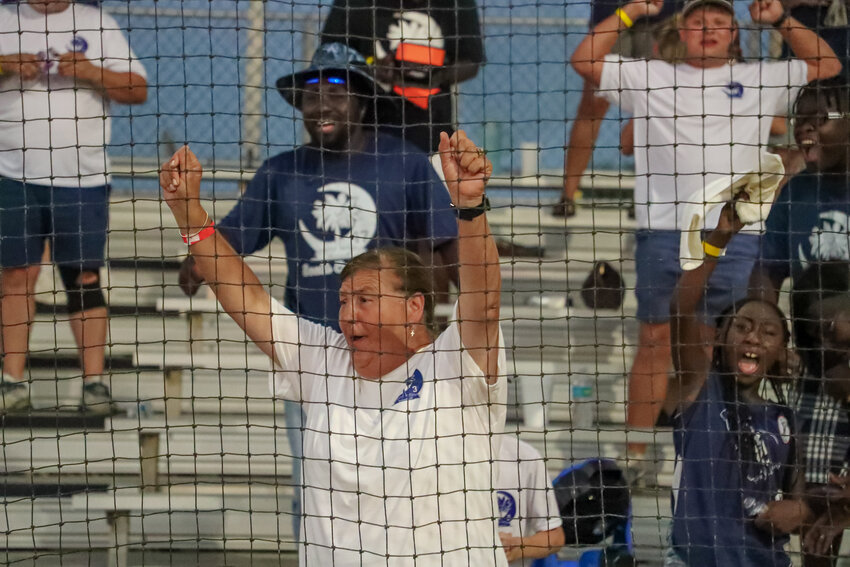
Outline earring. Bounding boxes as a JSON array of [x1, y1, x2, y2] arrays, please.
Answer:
[[410, 327, 415, 338]]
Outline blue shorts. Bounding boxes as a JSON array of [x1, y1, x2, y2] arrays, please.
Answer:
[[0, 177, 109, 269], [634, 230, 760, 325]]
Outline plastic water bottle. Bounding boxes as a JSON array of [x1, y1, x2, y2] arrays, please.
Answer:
[[571, 377, 595, 430]]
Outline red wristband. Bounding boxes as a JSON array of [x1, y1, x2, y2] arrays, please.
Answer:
[[182, 221, 215, 245]]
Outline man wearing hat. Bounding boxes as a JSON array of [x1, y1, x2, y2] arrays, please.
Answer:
[[571, 0, 840, 485], [177, 42, 458, 543]]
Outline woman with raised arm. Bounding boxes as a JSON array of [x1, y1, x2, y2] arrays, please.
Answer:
[[665, 196, 809, 566], [159, 131, 507, 566]]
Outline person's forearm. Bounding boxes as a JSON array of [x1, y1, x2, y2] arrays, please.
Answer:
[[457, 215, 500, 320], [778, 16, 842, 80], [457, 212, 501, 377], [514, 529, 565, 560], [671, 230, 731, 316], [81, 66, 147, 104], [570, 4, 638, 84], [175, 202, 273, 353]]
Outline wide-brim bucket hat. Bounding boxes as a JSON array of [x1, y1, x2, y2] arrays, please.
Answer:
[[276, 42, 393, 120]]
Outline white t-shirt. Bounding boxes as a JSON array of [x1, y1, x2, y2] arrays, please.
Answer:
[[598, 56, 808, 231], [0, 3, 147, 187], [269, 298, 509, 567], [495, 438, 562, 567]]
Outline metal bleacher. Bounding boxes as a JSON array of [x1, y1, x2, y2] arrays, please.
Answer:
[[1, 185, 686, 566]]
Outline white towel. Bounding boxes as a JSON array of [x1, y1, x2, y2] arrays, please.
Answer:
[[680, 152, 785, 271]]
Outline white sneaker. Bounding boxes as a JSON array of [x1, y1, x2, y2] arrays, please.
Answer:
[[0, 380, 30, 413], [81, 382, 117, 415]]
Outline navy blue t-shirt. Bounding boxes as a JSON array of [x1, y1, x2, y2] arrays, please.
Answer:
[[217, 133, 457, 329], [761, 172, 850, 286], [671, 374, 796, 567]]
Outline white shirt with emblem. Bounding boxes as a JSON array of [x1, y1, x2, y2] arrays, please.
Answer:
[[270, 298, 509, 567], [598, 57, 808, 232], [495, 437, 562, 567], [0, 2, 147, 187]]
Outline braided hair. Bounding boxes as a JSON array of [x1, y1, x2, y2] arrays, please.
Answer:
[[712, 299, 791, 480]]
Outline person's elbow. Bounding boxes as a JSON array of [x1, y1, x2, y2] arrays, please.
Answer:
[[570, 51, 596, 84], [127, 79, 149, 105], [111, 78, 148, 105], [809, 56, 843, 82]]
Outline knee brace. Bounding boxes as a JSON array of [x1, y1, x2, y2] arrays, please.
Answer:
[[58, 266, 106, 314]]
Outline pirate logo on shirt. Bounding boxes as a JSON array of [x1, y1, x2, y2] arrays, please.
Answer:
[[374, 11, 446, 82], [394, 369, 423, 404], [497, 491, 517, 527], [299, 182, 378, 277], [799, 210, 850, 268]]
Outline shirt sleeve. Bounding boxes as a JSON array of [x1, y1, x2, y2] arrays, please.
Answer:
[[269, 297, 346, 403], [759, 185, 792, 285], [524, 456, 563, 535], [217, 162, 275, 256], [98, 12, 147, 79], [759, 59, 809, 116], [405, 155, 458, 248], [597, 55, 648, 112]]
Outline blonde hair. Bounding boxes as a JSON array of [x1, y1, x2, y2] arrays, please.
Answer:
[[655, 15, 687, 63]]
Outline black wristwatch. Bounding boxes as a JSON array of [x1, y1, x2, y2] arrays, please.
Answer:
[[454, 196, 491, 221]]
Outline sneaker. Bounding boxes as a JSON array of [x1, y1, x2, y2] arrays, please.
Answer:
[[0, 380, 30, 413], [552, 197, 577, 218], [81, 382, 117, 414]]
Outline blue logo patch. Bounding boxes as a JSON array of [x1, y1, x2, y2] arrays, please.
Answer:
[[723, 81, 744, 98], [497, 491, 517, 527], [69, 35, 89, 53], [394, 369, 423, 404]]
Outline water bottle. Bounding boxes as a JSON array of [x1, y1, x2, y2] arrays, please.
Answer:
[[571, 376, 595, 430]]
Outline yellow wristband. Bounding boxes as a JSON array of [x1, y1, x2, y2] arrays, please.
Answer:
[[615, 8, 634, 28], [703, 241, 724, 258]]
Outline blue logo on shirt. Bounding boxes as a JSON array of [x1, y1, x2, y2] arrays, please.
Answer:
[[69, 35, 89, 53], [394, 369, 423, 404], [497, 491, 517, 527], [723, 82, 744, 98]]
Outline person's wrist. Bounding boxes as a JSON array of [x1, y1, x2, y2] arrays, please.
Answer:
[[705, 230, 733, 250], [772, 10, 790, 29], [454, 194, 486, 208], [172, 202, 208, 233], [615, 7, 635, 28], [453, 195, 490, 220], [622, 2, 645, 22]]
